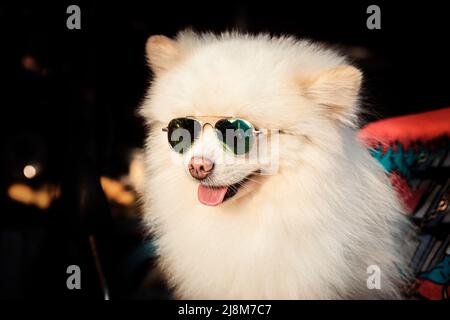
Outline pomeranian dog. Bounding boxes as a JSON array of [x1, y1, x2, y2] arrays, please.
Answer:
[[139, 31, 414, 299]]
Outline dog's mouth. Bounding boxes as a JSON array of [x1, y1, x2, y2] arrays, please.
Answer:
[[197, 176, 252, 206]]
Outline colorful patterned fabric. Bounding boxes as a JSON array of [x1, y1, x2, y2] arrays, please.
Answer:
[[359, 107, 450, 300]]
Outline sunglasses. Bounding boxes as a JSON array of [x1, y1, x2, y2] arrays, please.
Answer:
[[162, 116, 264, 155]]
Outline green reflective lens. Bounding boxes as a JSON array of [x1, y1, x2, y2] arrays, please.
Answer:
[[167, 118, 201, 154], [215, 119, 254, 155]]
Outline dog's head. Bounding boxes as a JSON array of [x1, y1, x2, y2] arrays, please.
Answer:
[[140, 32, 362, 207]]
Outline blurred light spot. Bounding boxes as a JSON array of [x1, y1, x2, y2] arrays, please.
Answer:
[[23, 165, 37, 179], [7, 183, 60, 209], [21, 54, 40, 72], [100, 176, 136, 206]]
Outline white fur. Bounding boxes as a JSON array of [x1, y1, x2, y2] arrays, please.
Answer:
[[140, 31, 414, 299]]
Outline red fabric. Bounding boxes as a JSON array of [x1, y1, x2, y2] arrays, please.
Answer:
[[359, 107, 450, 147], [389, 172, 423, 213], [416, 279, 449, 300]]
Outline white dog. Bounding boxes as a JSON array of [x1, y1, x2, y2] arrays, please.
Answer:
[[139, 31, 414, 299]]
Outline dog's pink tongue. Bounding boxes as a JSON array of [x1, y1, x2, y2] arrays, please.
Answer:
[[198, 185, 228, 206]]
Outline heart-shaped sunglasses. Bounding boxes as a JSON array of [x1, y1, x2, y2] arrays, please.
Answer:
[[162, 116, 265, 155]]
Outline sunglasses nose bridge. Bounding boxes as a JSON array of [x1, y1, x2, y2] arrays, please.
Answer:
[[199, 122, 220, 144], [199, 122, 217, 140], [202, 122, 214, 130]]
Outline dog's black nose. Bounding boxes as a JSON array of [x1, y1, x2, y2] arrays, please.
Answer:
[[188, 157, 214, 180]]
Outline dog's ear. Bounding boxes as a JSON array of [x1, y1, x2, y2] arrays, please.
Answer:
[[145, 35, 181, 74], [301, 65, 362, 126]]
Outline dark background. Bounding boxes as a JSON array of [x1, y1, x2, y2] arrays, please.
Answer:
[[0, 1, 449, 299]]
